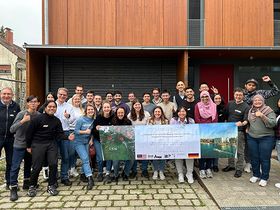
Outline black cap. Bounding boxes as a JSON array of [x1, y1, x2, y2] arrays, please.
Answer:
[[245, 79, 258, 86]]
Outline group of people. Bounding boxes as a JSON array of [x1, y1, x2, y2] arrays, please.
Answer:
[[0, 75, 280, 202]]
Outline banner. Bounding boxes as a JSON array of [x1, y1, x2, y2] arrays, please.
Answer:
[[135, 125, 200, 160], [99, 123, 238, 160], [99, 126, 135, 160]]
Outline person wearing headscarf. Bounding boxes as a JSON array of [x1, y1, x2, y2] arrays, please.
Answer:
[[194, 91, 218, 179], [247, 94, 276, 187]]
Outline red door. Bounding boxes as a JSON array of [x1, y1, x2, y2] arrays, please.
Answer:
[[199, 64, 234, 103]]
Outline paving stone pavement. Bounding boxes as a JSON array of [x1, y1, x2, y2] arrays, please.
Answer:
[[197, 158, 280, 208], [0, 161, 219, 210]]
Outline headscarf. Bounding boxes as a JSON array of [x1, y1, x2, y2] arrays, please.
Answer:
[[197, 91, 217, 121], [248, 94, 274, 122]]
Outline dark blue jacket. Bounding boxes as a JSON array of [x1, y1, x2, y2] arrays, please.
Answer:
[[0, 100, 20, 140]]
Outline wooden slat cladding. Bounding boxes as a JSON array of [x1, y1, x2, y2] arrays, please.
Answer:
[[48, 0, 68, 45], [205, 0, 273, 46], [46, 0, 187, 46]]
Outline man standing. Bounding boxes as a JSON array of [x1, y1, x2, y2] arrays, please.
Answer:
[[111, 91, 130, 115], [68, 84, 87, 104], [158, 90, 175, 121], [126, 92, 136, 110], [142, 92, 156, 115], [93, 95, 103, 116], [26, 101, 75, 197], [0, 87, 20, 189], [181, 87, 196, 119], [9, 96, 40, 201], [55, 88, 75, 186], [222, 88, 250, 178], [82, 90, 95, 109], [173, 81, 186, 111], [152, 88, 162, 105], [244, 76, 280, 105]]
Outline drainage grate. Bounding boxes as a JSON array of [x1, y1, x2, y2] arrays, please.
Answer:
[[221, 207, 280, 210]]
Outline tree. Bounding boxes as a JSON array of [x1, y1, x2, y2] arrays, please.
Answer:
[[0, 26, 5, 39]]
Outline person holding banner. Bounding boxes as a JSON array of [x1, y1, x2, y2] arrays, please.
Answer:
[[92, 102, 114, 183], [247, 94, 276, 187], [111, 107, 132, 182], [170, 106, 195, 184], [148, 106, 169, 180], [128, 99, 151, 178], [195, 91, 218, 179], [73, 104, 95, 190]]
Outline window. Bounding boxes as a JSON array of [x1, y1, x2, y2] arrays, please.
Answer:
[[0, 65, 11, 74]]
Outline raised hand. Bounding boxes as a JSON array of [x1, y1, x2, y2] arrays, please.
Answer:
[[262, 76, 271, 82]]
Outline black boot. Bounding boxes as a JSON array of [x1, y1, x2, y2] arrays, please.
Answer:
[[10, 186, 18, 201], [23, 179, 30, 190], [87, 176, 94, 190], [80, 173, 88, 183]]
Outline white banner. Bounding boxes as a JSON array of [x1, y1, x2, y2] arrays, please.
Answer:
[[135, 124, 201, 160]]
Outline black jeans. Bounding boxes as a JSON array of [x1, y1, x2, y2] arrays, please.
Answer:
[[0, 137, 14, 185], [30, 141, 58, 187]]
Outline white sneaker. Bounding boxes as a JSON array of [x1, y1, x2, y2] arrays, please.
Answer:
[[206, 169, 213, 178], [275, 183, 280, 189], [186, 173, 194, 184], [42, 167, 49, 180], [178, 173, 184, 183], [152, 171, 158, 180], [244, 163, 251, 173], [199, 170, 207, 179], [259, 179, 267, 187], [159, 171, 165, 180], [249, 176, 260, 183], [69, 167, 79, 177]]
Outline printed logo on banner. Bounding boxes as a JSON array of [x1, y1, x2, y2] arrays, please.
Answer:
[[136, 154, 147, 159]]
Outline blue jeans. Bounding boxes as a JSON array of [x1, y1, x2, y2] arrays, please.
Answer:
[[0, 138, 14, 185], [199, 158, 213, 170], [10, 147, 32, 186], [152, 160, 165, 171], [58, 131, 75, 180], [93, 139, 103, 174], [113, 160, 132, 177], [131, 160, 149, 173], [247, 134, 275, 180], [74, 142, 92, 177], [276, 139, 280, 161]]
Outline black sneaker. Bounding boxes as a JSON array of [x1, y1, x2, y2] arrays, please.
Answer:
[[213, 166, 219, 172], [104, 174, 111, 184], [22, 179, 30, 190], [61, 179, 72, 186], [80, 173, 88, 183], [112, 176, 119, 183], [97, 174, 103, 182], [141, 170, 149, 178], [222, 166, 235, 172], [47, 185, 59, 196], [28, 186, 37, 197], [130, 171, 137, 179], [234, 170, 242, 178], [123, 174, 129, 181]]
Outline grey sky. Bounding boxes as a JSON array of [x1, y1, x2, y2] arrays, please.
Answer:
[[0, 0, 42, 47]]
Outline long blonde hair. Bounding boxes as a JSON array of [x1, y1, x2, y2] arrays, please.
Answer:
[[71, 94, 83, 114]]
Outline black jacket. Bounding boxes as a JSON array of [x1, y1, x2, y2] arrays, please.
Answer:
[[26, 113, 68, 148], [0, 100, 20, 139]]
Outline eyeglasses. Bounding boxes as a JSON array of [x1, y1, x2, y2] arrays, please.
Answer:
[[58, 93, 67, 97], [201, 96, 209, 99]]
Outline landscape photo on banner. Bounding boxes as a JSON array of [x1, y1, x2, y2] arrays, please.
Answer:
[[99, 123, 238, 160]]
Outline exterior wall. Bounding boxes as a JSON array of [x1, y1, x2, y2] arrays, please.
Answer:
[[0, 44, 18, 92], [45, 0, 187, 46], [205, 0, 274, 46]]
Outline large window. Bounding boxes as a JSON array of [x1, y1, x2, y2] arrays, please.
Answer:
[[0, 64, 11, 74], [237, 66, 280, 109]]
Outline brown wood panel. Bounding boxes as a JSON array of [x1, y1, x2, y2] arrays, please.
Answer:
[[116, 0, 143, 46], [42, 0, 45, 44], [26, 49, 45, 102], [163, 0, 187, 46], [68, 0, 116, 45], [205, 0, 223, 46], [141, 0, 164, 46], [48, 0, 68, 45], [177, 51, 188, 85]]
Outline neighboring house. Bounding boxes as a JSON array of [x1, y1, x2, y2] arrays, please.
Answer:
[[0, 28, 26, 106]]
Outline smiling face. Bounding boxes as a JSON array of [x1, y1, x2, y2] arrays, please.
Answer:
[[1, 88, 13, 105], [185, 88, 194, 99], [152, 89, 160, 100], [75, 86, 84, 96], [201, 95, 209, 104], [253, 97, 263, 108], [153, 107, 162, 120], [161, 92, 170, 103], [177, 108, 187, 120], [72, 95, 81, 107], [199, 84, 209, 92], [234, 91, 244, 103], [106, 93, 113, 102], [214, 95, 222, 105], [128, 93, 136, 102], [86, 105, 95, 118], [86, 93, 94, 103], [116, 108, 125, 120], [27, 98, 39, 111], [94, 95, 102, 106], [46, 94, 55, 102], [133, 102, 142, 113], [176, 81, 185, 92], [45, 102, 57, 115], [57, 89, 68, 103], [102, 102, 111, 116], [245, 82, 257, 92], [114, 94, 122, 103], [143, 94, 151, 103]]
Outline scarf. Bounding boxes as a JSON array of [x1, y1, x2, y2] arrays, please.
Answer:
[[197, 91, 217, 121]]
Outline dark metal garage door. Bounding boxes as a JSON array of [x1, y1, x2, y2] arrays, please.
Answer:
[[49, 57, 177, 98]]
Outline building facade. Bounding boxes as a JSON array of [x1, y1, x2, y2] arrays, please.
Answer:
[[26, 0, 280, 107]]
